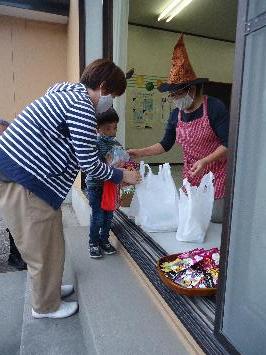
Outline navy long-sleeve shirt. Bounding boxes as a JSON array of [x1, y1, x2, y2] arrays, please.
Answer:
[[160, 96, 229, 152]]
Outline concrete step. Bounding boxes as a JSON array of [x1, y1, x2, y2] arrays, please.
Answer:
[[0, 270, 27, 355], [63, 205, 190, 355], [19, 266, 89, 355]]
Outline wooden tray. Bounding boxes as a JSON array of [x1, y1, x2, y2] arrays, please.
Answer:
[[156, 254, 217, 297]]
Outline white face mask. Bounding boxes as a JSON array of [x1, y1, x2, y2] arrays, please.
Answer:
[[173, 90, 194, 111], [96, 91, 113, 114]]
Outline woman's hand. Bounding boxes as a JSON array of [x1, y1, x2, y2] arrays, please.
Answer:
[[127, 148, 143, 159], [190, 146, 228, 177], [127, 144, 165, 159], [190, 159, 208, 177], [122, 169, 142, 185]]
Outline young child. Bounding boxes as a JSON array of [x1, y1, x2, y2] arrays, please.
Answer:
[[85, 108, 122, 258]]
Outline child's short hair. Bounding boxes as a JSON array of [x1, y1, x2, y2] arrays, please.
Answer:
[[96, 108, 119, 127]]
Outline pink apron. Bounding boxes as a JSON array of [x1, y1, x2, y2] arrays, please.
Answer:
[[176, 96, 227, 199]]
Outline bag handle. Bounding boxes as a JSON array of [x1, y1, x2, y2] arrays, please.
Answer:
[[139, 161, 152, 179], [162, 163, 171, 177], [199, 171, 214, 192]]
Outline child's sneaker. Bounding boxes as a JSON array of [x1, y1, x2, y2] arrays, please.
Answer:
[[89, 243, 103, 258], [100, 241, 117, 255]]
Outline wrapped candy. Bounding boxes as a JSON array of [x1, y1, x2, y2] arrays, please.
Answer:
[[161, 248, 205, 274], [174, 267, 216, 289], [174, 268, 205, 288], [159, 247, 220, 289], [197, 248, 219, 272], [196, 248, 220, 287], [123, 160, 140, 171]]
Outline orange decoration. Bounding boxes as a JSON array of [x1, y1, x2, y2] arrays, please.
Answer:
[[168, 34, 197, 86]]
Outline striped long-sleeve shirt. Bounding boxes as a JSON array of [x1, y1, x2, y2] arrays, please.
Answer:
[[0, 82, 123, 209]]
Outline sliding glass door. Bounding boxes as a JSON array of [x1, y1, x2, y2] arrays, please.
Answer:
[[215, 1, 266, 354]]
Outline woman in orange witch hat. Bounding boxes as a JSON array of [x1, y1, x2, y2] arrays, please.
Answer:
[[128, 34, 229, 223]]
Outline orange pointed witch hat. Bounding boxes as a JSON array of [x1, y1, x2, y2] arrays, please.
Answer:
[[158, 34, 208, 92]]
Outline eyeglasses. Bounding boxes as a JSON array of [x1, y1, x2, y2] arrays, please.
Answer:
[[167, 87, 190, 102]]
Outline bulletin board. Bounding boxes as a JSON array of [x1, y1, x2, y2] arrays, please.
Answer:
[[127, 74, 173, 129], [125, 74, 183, 164]]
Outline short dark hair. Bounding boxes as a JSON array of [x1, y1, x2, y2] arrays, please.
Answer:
[[80, 59, 127, 96], [96, 108, 119, 127]]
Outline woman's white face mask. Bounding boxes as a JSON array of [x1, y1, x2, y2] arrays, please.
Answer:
[[173, 89, 194, 111], [96, 89, 113, 114]]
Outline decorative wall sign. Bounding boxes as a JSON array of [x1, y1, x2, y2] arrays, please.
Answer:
[[127, 74, 173, 128]]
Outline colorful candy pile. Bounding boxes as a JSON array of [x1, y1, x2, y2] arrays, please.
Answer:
[[160, 248, 220, 289], [123, 161, 140, 171]]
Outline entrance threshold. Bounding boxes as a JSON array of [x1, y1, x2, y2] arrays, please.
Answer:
[[112, 209, 227, 355]]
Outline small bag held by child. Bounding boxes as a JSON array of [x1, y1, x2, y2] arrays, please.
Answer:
[[101, 181, 119, 211], [106, 146, 130, 166], [101, 146, 137, 211]]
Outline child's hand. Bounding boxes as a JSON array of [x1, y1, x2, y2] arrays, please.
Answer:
[[106, 155, 113, 165], [114, 161, 125, 168], [121, 170, 142, 185]]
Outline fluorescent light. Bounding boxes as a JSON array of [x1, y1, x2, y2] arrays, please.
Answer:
[[166, 0, 193, 22], [158, 0, 183, 21]]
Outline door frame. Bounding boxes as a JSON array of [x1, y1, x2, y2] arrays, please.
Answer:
[[214, 1, 266, 353]]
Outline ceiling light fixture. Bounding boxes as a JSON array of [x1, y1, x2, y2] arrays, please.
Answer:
[[158, 0, 183, 21], [158, 0, 194, 23], [166, 0, 193, 22]]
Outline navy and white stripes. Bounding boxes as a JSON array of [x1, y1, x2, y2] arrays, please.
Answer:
[[0, 82, 123, 209]]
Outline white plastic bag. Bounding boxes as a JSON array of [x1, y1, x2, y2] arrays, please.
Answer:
[[176, 172, 214, 243], [130, 162, 179, 232]]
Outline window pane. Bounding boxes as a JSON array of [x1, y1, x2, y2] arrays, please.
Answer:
[[248, 0, 266, 19], [222, 27, 266, 354]]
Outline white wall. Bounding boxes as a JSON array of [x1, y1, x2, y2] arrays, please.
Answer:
[[127, 25, 235, 83], [126, 25, 235, 164]]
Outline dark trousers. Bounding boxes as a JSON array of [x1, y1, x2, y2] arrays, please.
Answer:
[[86, 187, 113, 245], [7, 228, 22, 257]]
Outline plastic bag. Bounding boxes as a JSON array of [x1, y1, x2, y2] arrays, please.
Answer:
[[101, 146, 130, 211], [106, 146, 130, 167], [176, 172, 214, 243], [130, 162, 179, 232]]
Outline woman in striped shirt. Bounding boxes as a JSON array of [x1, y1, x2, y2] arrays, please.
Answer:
[[0, 59, 141, 319]]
